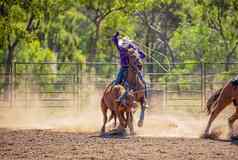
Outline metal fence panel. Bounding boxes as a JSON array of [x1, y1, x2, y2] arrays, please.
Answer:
[[0, 62, 236, 112]]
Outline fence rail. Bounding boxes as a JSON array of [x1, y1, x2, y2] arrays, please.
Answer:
[[0, 62, 237, 111]]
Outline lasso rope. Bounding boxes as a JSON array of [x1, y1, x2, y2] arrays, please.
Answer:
[[119, 31, 171, 73]]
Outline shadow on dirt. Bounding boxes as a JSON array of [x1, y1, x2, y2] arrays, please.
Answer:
[[230, 136, 238, 145], [100, 132, 130, 139], [90, 129, 132, 139], [203, 135, 238, 145]]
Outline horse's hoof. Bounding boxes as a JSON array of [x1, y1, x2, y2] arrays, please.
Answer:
[[100, 132, 105, 137], [144, 104, 149, 109], [110, 128, 120, 134], [138, 120, 143, 127], [118, 128, 126, 133], [130, 131, 136, 136], [100, 129, 105, 136], [200, 133, 210, 139], [230, 135, 238, 140]]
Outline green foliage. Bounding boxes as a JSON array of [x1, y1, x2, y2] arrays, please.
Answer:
[[1, 0, 238, 92], [17, 40, 56, 63], [170, 23, 212, 61], [73, 51, 86, 63]]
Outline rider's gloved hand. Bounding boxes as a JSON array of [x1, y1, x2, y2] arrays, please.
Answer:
[[115, 31, 119, 37]]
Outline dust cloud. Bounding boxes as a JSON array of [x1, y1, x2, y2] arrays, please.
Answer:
[[0, 89, 233, 139], [136, 111, 229, 139], [0, 91, 102, 133]]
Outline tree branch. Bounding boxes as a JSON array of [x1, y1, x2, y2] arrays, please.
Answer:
[[26, 14, 35, 32], [227, 41, 238, 56], [101, 5, 126, 20], [208, 18, 219, 32], [217, 7, 228, 49]]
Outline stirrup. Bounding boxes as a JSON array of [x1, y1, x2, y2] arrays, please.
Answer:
[[144, 102, 149, 109], [115, 97, 121, 102], [116, 97, 127, 106], [115, 96, 124, 103]]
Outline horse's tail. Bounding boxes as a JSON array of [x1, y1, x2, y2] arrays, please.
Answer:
[[206, 88, 222, 114]]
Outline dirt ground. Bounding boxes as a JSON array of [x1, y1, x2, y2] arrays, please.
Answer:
[[0, 128, 238, 160], [0, 93, 238, 160]]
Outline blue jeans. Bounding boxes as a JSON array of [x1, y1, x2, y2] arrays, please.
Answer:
[[113, 66, 128, 86], [114, 67, 147, 96]]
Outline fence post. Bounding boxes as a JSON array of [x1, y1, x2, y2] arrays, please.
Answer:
[[76, 63, 80, 112], [163, 77, 168, 111], [203, 62, 207, 112], [11, 62, 16, 108], [9, 62, 13, 107], [200, 61, 205, 112], [25, 63, 28, 109]]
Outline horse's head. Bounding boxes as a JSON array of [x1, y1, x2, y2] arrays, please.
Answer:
[[112, 85, 124, 99], [127, 48, 142, 72], [113, 86, 137, 112], [126, 90, 137, 113]]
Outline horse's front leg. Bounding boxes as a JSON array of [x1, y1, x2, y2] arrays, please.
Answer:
[[116, 108, 126, 132], [202, 99, 229, 138], [138, 99, 145, 127], [100, 104, 108, 135], [127, 112, 135, 135], [109, 111, 117, 128], [228, 108, 238, 139]]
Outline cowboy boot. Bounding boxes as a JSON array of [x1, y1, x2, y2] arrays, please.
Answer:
[[143, 100, 149, 109], [115, 80, 129, 103]]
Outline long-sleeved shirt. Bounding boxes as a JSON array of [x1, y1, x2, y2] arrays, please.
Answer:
[[112, 33, 145, 67]]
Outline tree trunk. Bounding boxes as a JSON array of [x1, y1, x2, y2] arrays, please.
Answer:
[[4, 38, 18, 100], [87, 20, 101, 75], [88, 21, 100, 62], [224, 43, 238, 71], [4, 59, 12, 100], [224, 54, 231, 71]]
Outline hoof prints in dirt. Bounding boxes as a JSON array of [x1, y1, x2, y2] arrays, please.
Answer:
[[1, 128, 238, 160]]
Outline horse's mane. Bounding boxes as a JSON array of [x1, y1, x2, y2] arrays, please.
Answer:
[[128, 52, 142, 69], [104, 82, 114, 94], [126, 51, 145, 92]]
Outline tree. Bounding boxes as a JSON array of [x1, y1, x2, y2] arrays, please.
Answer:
[[0, 0, 69, 98], [136, 0, 180, 64], [78, 0, 141, 61], [201, 0, 238, 70]]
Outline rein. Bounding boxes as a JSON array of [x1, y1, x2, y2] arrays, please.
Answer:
[[128, 63, 138, 73]]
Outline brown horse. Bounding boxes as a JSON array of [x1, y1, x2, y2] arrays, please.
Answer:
[[126, 49, 147, 127], [108, 49, 147, 127], [100, 49, 147, 135], [100, 84, 137, 135], [203, 79, 238, 138]]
